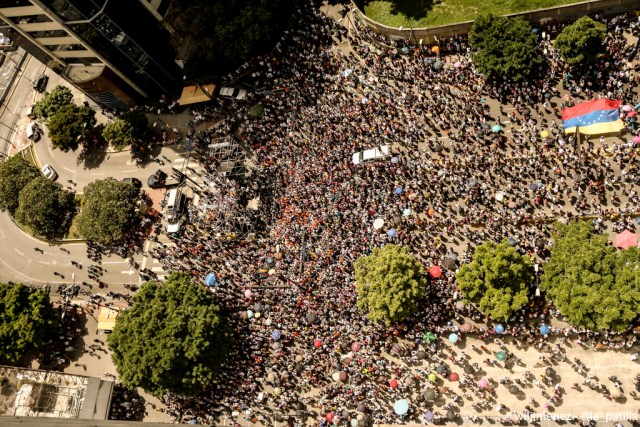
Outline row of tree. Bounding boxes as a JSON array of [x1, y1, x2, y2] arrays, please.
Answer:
[[35, 86, 149, 152], [354, 221, 639, 332], [469, 15, 606, 82]]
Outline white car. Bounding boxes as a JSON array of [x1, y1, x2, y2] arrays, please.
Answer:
[[352, 145, 390, 165], [41, 164, 57, 180], [219, 87, 247, 100]]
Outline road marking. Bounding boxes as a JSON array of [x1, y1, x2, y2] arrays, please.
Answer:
[[151, 266, 164, 272], [63, 166, 75, 173], [14, 248, 23, 256], [122, 169, 137, 172], [90, 172, 106, 176], [101, 261, 127, 264], [38, 260, 51, 265], [140, 239, 152, 271], [0, 259, 45, 282], [120, 270, 136, 275], [0, 227, 4, 239]]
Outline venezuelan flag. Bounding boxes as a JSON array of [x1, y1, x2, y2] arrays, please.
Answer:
[[562, 99, 625, 135]]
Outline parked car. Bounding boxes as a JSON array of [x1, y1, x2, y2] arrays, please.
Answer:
[[352, 145, 390, 165], [219, 87, 247, 100], [41, 164, 57, 180], [122, 177, 142, 189], [33, 75, 48, 93]]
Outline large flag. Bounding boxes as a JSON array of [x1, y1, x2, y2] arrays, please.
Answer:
[[562, 99, 625, 134]]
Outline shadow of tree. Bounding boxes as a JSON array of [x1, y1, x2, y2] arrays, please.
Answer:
[[77, 124, 108, 169]]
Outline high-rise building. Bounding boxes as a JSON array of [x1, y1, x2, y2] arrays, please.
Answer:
[[0, 0, 182, 109]]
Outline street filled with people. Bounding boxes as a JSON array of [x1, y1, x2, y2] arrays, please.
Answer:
[[118, 2, 640, 425]]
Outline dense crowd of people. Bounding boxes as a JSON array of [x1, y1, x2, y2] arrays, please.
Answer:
[[145, 2, 640, 425]]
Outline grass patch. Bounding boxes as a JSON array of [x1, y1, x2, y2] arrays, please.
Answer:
[[361, 0, 586, 28], [64, 194, 83, 239], [20, 147, 37, 168]]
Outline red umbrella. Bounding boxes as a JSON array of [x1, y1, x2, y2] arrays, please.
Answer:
[[326, 413, 334, 422], [429, 266, 442, 278], [461, 323, 472, 333], [351, 342, 361, 352], [615, 230, 638, 249], [314, 340, 322, 348], [390, 379, 399, 388], [449, 372, 460, 381], [339, 372, 348, 381]]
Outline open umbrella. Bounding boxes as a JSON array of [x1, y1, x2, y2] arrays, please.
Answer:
[[395, 187, 403, 195], [494, 324, 505, 334], [495, 192, 505, 202], [387, 228, 397, 237], [453, 61, 461, 68], [423, 332, 436, 343], [351, 342, 361, 352], [443, 257, 456, 269], [448, 333, 459, 344], [633, 135, 640, 143], [508, 201, 517, 209], [332, 372, 342, 382], [314, 339, 322, 348], [271, 330, 282, 341], [393, 400, 409, 416], [545, 367, 555, 377], [254, 302, 263, 312], [436, 365, 447, 374], [429, 266, 442, 278], [449, 372, 459, 381], [340, 372, 348, 381], [403, 208, 412, 217], [433, 60, 443, 70], [326, 413, 334, 422], [461, 323, 472, 333], [342, 69, 353, 78], [428, 373, 437, 382], [391, 156, 399, 164], [446, 410, 456, 420], [424, 411, 434, 421], [204, 273, 217, 287], [247, 310, 254, 318], [496, 351, 508, 361], [539, 324, 551, 335], [509, 385, 520, 394], [274, 387, 282, 396], [423, 389, 436, 401], [615, 230, 638, 249], [306, 312, 318, 323], [417, 350, 428, 360], [244, 289, 253, 298], [431, 45, 440, 53], [540, 130, 549, 138], [390, 379, 399, 389], [373, 218, 384, 230], [464, 364, 475, 374], [492, 125, 502, 133], [478, 378, 489, 388]]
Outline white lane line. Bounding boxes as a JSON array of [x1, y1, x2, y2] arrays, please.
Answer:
[[90, 172, 106, 176], [140, 239, 152, 271], [14, 248, 23, 256], [122, 169, 137, 172], [0, 227, 5, 238], [0, 259, 45, 282], [38, 260, 51, 265], [101, 261, 127, 264], [151, 266, 164, 272], [63, 166, 76, 173]]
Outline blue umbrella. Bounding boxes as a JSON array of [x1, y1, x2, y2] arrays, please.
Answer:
[[395, 187, 403, 195], [403, 208, 412, 217], [494, 324, 505, 334], [387, 229, 397, 237], [204, 273, 217, 287], [539, 324, 551, 335], [247, 310, 254, 319], [393, 399, 409, 415], [424, 411, 433, 421], [271, 330, 282, 341], [401, 46, 409, 54], [492, 125, 502, 133], [391, 156, 399, 164], [448, 333, 459, 343]]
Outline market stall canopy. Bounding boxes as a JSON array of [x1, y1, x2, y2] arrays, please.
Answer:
[[178, 83, 216, 106], [97, 307, 119, 331], [615, 229, 638, 249]]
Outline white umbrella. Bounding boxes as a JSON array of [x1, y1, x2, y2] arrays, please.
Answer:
[[373, 218, 385, 230], [495, 192, 505, 202]]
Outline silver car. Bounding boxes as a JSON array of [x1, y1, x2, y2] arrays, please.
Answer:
[[41, 164, 57, 180]]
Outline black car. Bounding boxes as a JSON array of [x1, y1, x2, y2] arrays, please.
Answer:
[[147, 170, 169, 189], [33, 75, 48, 93], [122, 177, 142, 189]]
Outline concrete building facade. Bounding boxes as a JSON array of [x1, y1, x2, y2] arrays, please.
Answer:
[[0, 0, 182, 109]]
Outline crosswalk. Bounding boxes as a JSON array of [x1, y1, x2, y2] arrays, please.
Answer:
[[171, 155, 208, 187], [139, 240, 172, 283]]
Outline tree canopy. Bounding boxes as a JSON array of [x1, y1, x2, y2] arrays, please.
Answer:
[[469, 14, 541, 82], [554, 16, 606, 65], [108, 273, 231, 397], [75, 178, 139, 245], [102, 111, 149, 151], [34, 85, 73, 121], [355, 245, 426, 326], [0, 155, 40, 214], [47, 104, 97, 152], [165, 0, 299, 79], [15, 177, 72, 239], [455, 239, 532, 321], [0, 283, 58, 363], [540, 221, 640, 331]]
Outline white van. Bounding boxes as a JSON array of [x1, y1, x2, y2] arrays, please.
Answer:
[[166, 188, 179, 211], [26, 122, 41, 141], [352, 145, 390, 165]]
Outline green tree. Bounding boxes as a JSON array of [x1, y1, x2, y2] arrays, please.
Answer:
[[456, 239, 532, 321], [47, 104, 97, 152], [0, 283, 58, 363], [75, 178, 139, 245], [34, 85, 73, 121], [102, 111, 149, 151], [355, 245, 426, 326], [554, 16, 606, 65], [469, 14, 541, 82], [15, 177, 72, 238], [0, 155, 40, 214], [540, 221, 640, 331], [108, 273, 231, 397]]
